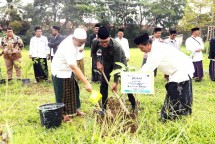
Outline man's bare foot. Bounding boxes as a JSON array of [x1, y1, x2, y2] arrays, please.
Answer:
[[63, 115, 72, 122]]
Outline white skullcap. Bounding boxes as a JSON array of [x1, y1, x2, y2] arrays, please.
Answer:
[[73, 28, 87, 39]]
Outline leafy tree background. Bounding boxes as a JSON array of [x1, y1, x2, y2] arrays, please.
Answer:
[[0, 0, 215, 46]]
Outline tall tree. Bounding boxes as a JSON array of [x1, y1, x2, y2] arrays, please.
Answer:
[[179, 0, 212, 31], [145, 0, 185, 29], [0, 0, 23, 25]]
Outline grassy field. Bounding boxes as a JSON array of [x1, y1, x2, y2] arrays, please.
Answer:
[[0, 47, 215, 144]]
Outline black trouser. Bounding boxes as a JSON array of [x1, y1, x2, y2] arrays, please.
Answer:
[[91, 58, 100, 82], [142, 58, 157, 77], [32, 58, 48, 82], [100, 66, 136, 110]]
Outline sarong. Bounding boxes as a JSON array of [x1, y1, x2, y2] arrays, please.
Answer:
[[53, 74, 80, 115], [161, 77, 193, 120]]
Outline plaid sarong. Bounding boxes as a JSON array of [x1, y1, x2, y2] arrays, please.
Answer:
[[53, 74, 78, 115]]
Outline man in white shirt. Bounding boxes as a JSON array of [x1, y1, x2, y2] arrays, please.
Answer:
[[164, 29, 180, 50], [52, 28, 92, 122], [142, 27, 163, 77], [134, 33, 194, 121], [185, 27, 204, 82], [115, 28, 130, 61], [164, 29, 180, 81], [29, 26, 49, 82]]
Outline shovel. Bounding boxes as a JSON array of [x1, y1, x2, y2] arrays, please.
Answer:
[[101, 71, 130, 115]]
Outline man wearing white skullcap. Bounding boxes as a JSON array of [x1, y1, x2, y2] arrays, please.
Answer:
[[51, 27, 92, 122]]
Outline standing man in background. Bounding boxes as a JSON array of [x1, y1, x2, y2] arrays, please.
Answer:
[[185, 27, 204, 82], [142, 27, 163, 77], [115, 28, 130, 62], [164, 29, 180, 81], [76, 44, 85, 76], [164, 29, 180, 50], [48, 26, 64, 61], [209, 37, 215, 81], [29, 26, 50, 83], [0, 27, 24, 81], [89, 23, 100, 82]]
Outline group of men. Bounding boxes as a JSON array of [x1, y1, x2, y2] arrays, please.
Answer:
[[1, 24, 215, 122]]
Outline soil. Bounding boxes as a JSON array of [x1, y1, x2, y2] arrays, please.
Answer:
[[96, 97, 138, 133]]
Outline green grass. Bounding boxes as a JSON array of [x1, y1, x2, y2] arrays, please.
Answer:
[[0, 47, 215, 144]]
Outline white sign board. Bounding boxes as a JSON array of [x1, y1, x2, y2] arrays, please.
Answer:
[[121, 72, 154, 94]]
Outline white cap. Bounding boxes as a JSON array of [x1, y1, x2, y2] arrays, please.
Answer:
[[73, 28, 87, 39]]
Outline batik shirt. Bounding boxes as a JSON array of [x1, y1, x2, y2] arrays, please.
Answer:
[[1, 35, 24, 60]]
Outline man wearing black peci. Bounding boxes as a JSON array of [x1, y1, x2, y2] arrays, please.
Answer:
[[91, 26, 136, 113]]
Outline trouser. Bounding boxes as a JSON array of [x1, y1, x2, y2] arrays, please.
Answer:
[[91, 58, 100, 82], [32, 58, 48, 82], [142, 57, 157, 77], [161, 77, 193, 120], [193, 60, 203, 79], [209, 60, 215, 81], [77, 58, 85, 75], [4, 58, 21, 79], [100, 66, 136, 110]]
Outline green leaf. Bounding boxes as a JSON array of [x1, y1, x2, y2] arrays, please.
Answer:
[[115, 62, 126, 69], [110, 69, 123, 76]]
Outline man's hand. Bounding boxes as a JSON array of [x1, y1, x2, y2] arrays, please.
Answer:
[[85, 82, 92, 92], [111, 82, 118, 92], [29, 55, 32, 59], [195, 48, 202, 52], [97, 61, 104, 72]]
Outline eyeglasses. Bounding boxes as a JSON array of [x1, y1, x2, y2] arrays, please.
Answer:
[[172, 35, 177, 37]]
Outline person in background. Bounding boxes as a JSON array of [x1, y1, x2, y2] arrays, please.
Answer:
[[52, 28, 92, 122], [134, 33, 194, 121], [142, 27, 163, 77], [76, 44, 85, 76], [164, 29, 180, 81], [0, 27, 24, 81], [115, 28, 130, 62], [164, 29, 180, 50], [29, 26, 49, 83], [48, 26, 64, 61], [209, 37, 215, 81], [89, 23, 101, 82], [185, 27, 204, 82]]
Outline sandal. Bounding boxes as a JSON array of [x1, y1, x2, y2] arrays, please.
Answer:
[[76, 110, 86, 117]]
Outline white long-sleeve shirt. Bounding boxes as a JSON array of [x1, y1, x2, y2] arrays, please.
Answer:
[[115, 37, 130, 60], [185, 36, 204, 62], [141, 42, 194, 83], [29, 35, 49, 58], [164, 38, 180, 50]]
